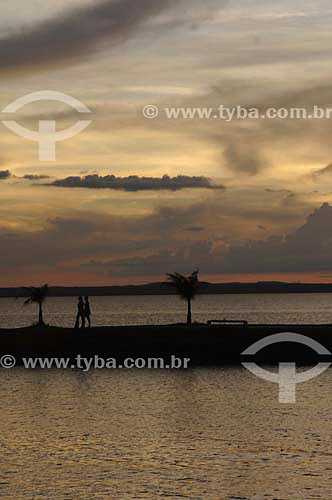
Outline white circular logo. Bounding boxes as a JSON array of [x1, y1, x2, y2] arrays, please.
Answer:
[[1, 91, 92, 161]]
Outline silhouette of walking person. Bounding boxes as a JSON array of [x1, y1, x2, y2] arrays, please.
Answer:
[[75, 296, 85, 328], [84, 296, 91, 328]]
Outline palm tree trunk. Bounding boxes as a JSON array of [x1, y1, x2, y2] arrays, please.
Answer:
[[187, 298, 192, 325], [38, 302, 44, 325]]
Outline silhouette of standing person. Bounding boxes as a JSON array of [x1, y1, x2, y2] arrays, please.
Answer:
[[75, 296, 85, 328], [84, 296, 91, 328]]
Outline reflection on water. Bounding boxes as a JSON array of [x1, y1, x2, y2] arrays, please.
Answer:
[[1, 293, 332, 328], [1, 368, 331, 499]]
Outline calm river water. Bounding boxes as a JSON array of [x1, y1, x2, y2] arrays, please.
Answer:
[[0, 368, 331, 499]]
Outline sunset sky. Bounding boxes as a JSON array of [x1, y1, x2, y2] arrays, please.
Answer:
[[1, 0, 332, 285]]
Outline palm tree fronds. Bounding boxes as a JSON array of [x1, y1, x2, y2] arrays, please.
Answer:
[[22, 284, 49, 325], [23, 284, 49, 304], [167, 270, 200, 325], [167, 270, 199, 300]]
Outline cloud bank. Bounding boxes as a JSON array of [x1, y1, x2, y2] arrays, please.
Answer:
[[102, 203, 332, 276], [49, 174, 225, 191], [0, 199, 331, 282]]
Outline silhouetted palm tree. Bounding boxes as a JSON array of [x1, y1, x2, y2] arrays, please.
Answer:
[[23, 284, 49, 326], [167, 270, 199, 325]]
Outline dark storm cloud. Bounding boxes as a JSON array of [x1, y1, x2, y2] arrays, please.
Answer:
[[0, 0, 176, 73], [0, 214, 139, 272], [223, 202, 332, 274], [0, 206, 205, 275], [49, 174, 225, 191], [83, 241, 216, 277], [98, 203, 332, 277], [217, 203, 332, 274], [1, 199, 331, 279], [0, 170, 11, 180]]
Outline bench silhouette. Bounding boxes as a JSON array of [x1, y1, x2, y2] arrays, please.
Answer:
[[207, 319, 248, 326]]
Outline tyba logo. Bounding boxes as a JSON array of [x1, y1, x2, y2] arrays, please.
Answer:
[[1, 91, 92, 161], [242, 332, 331, 403]]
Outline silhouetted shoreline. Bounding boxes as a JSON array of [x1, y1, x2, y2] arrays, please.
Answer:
[[1, 282, 332, 298], [1, 323, 332, 365]]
